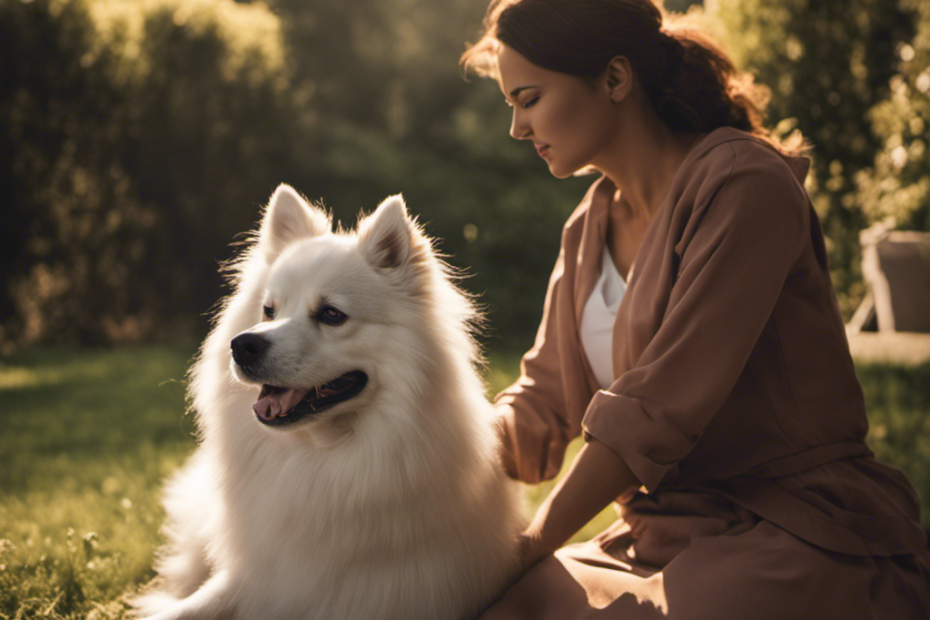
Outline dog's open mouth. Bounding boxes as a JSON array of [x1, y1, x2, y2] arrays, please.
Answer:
[[252, 371, 368, 426]]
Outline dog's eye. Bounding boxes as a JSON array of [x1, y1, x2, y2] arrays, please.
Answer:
[[263, 305, 275, 320], [317, 305, 347, 326]]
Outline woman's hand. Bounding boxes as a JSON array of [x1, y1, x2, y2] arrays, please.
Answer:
[[493, 412, 520, 479], [518, 438, 641, 567]]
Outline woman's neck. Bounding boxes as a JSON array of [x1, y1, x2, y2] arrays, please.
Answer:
[[595, 95, 703, 280], [595, 97, 701, 219]]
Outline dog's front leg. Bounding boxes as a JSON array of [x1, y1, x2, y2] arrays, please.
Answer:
[[141, 571, 235, 620]]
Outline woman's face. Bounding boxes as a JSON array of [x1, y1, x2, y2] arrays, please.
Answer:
[[497, 44, 620, 178]]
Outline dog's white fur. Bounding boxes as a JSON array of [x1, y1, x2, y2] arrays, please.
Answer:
[[134, 186, 522, 620]]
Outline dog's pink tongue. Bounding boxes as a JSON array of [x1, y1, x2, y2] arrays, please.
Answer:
[[253, 388, 310, 420]]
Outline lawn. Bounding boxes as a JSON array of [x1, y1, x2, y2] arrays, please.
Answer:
[[1, 346, 927, 619], [0, 346, 196, 620]]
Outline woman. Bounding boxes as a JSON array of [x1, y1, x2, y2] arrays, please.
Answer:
[[461, 0, 930, 618]]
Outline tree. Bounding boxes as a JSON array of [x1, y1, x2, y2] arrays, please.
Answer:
[[705, 0, 916, 316], [0, 0, 145, 344], [857, 0, 930, 231], [259, 0, 590, 351], [0, 0, 297, 346]]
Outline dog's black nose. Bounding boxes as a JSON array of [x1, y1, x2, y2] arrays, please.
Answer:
[[231, 333, 270, 368]]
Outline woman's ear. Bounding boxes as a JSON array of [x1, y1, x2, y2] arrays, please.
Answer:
[[604, 56, 633, 104]]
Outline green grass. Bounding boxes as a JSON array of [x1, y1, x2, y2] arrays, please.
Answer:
[[859, 363, 930, 529], [1, 347, 927, 618], [0, 346, 197, 620]]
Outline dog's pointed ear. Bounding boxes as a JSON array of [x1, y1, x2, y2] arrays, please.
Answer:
[[357, 195, 415, 270], [259, 184, 331, 260]]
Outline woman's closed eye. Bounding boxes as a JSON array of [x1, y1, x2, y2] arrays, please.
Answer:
[[503, 91, 540, 108]]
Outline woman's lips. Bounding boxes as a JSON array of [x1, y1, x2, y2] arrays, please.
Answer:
[[535, 144, 550, 158]]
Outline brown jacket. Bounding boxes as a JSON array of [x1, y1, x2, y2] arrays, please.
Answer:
[[496, 127, 925, 557]]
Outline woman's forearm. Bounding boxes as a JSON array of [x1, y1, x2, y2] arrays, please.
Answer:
[[525, 437, 640, 555]]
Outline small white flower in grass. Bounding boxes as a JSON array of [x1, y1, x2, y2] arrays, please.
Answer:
[[121, 497, 133, 509], [0, 539, 16, 555]]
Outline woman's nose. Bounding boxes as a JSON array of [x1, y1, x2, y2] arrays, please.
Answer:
[[510, 109, 530, 140]]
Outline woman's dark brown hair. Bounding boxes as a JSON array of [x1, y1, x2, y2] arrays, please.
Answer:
[[461, 0, 803, 154]]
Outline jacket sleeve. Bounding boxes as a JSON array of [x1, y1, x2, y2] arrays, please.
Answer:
[[582, 148, 809, 491], [495, 239, 579, 484]]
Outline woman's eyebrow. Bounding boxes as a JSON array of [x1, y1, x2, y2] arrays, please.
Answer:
[[509, 85, 540, 98]]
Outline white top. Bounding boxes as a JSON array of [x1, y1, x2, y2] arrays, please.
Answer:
[[580, 245, 627, 389]]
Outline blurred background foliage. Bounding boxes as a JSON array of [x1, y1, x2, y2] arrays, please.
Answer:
[[0, 0, 927, 351], [705, 0, 922, 317], [856, 0, 930, 232]]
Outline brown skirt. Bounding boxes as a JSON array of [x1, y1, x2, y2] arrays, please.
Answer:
[[480, 516, 930, 620]]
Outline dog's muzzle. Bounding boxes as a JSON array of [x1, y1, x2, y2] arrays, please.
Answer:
[[230, 332, 368, 426]]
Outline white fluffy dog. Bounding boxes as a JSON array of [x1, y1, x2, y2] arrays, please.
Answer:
[[134, 185, 522, 620]]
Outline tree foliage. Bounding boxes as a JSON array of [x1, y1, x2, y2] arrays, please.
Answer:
[[705, 0, 917, 316], [856, 0, 930, 231], [1, 0, 585, 351], [3, 0, 928, 349], [1, 0, 298, 344], [1, 0, 143, 344]]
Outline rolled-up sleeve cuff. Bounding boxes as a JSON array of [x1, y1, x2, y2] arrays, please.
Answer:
[[582, 390, 690, 492]]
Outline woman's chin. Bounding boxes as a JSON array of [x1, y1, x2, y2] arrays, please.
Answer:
[[542, 159, 571, 179]]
